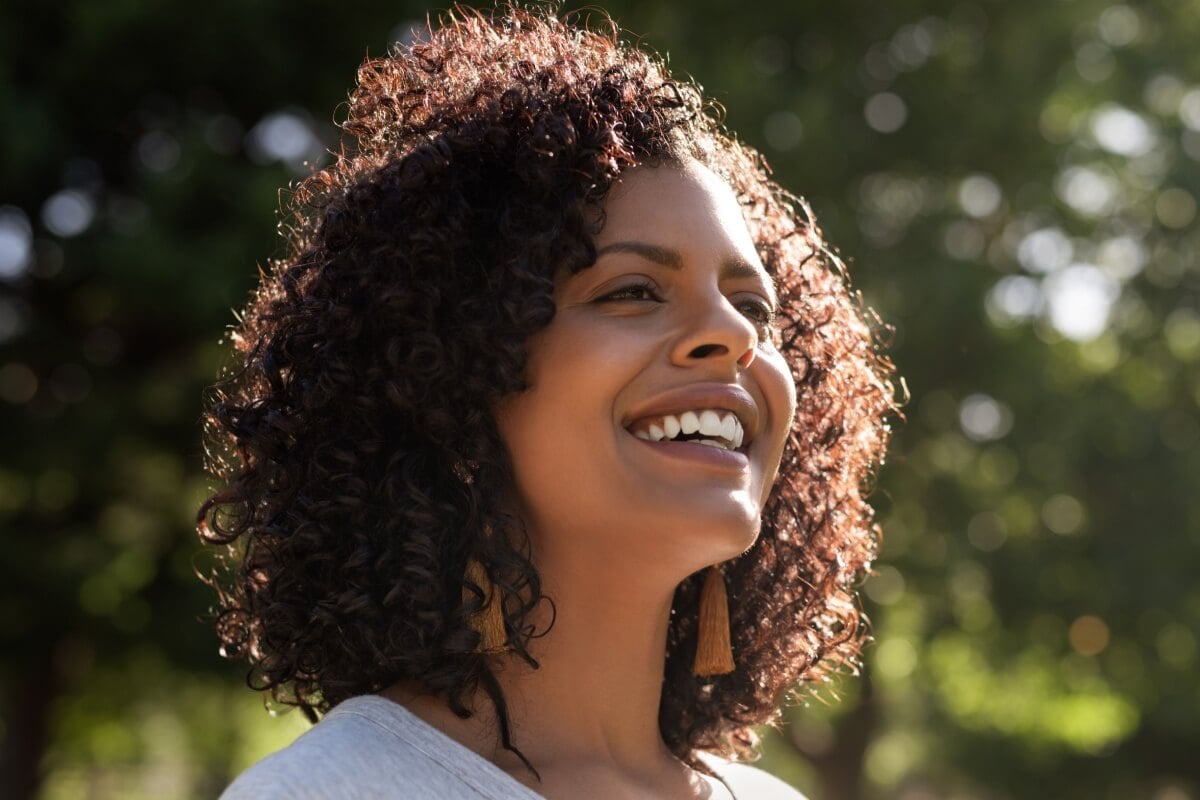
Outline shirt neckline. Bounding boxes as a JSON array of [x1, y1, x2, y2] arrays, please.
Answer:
[[328, 693, 548, 800]]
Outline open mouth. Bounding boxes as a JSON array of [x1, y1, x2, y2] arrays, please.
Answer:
[[624, 408, 750, 454]]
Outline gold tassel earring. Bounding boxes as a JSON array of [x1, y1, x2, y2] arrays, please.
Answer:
[[693, 565, 735, 676], [454, 461, 506, 654], [464, 557, 508, 653]]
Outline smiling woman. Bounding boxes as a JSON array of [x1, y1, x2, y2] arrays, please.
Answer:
[[198, 4, 897, 799]]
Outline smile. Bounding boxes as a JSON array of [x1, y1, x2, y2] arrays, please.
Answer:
[[626, 408, 747, 452]]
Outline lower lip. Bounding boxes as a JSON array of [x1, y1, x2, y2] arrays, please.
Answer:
[[628, 434, 751, 472]]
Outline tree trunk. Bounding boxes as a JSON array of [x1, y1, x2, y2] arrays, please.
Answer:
[[0, 638, 59, 800], [787, 672, 878, 800]]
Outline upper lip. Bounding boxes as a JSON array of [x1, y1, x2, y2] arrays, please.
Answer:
[[621, 383, 760, 447]]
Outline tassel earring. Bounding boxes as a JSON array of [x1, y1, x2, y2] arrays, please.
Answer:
[[453, 461, 505, 654], [464, 558, 507, 653], [693, 565, 735, 676]]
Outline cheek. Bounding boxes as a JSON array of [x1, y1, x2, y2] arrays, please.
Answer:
[[763, 346, 796, 416], [495, 387, 575, 533], [494, 335, 625, 518], [756, 349, 798, 488]]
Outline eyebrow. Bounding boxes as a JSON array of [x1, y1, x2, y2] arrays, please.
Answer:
[[594, 241, 777, 304]]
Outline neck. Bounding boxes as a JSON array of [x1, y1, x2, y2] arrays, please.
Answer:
[[489, 556, 679, 772], [381, 534, 701, 785]]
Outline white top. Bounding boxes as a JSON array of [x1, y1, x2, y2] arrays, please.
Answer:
[[219, 694, 806, 799]]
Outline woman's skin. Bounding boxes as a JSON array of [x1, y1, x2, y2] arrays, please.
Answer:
[[383, 160, 801, 799]]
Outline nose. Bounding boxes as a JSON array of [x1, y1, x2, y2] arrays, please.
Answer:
[[670, 290, 758, 372]]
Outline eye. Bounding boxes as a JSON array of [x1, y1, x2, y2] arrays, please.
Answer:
[[735, 296, 778, 332], [597, 280, 661, 303]]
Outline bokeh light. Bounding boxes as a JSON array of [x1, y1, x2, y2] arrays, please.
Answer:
[[40, 190, 95, 238], [865, 92, 908, 133], [0, 207, 33, 280]]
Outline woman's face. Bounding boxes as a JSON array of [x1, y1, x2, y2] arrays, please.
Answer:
[[496, 161, 797, 579]]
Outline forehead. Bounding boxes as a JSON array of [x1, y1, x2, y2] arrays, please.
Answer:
[[596, 162, 761, 260], [600, 161, 748, 235]]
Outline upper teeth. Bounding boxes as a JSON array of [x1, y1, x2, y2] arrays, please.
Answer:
[[633, 409, 745, 450]]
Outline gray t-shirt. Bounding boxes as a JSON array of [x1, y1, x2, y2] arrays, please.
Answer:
[[219, 695, 545, 799], [219, 694, 805, 799]]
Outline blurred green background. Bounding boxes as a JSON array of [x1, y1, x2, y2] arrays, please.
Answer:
[[2, 0, 1198, 798]]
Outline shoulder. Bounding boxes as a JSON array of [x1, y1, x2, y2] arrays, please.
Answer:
[[700, 754, 809, 800], [219, 694, 544, 800], [218, 697, 445, 800]]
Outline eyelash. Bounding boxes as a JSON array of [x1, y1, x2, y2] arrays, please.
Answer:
[[597, 280, 658, 302], [598, 281, 778, 333]]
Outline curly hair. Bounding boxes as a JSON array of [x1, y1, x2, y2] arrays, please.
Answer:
[[197, 2, 896, 772]]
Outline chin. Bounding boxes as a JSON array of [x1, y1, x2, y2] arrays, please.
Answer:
[[651, 499, 762, 569], [721, 519, 762, 560]]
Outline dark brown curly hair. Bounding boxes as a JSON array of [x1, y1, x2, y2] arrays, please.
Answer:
[[197, 1, 896, 773]]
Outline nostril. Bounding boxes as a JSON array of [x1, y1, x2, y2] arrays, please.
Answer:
[[688, 343, 727, 359]]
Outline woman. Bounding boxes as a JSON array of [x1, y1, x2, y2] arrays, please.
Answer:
[[200, 5, 896, 798]]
